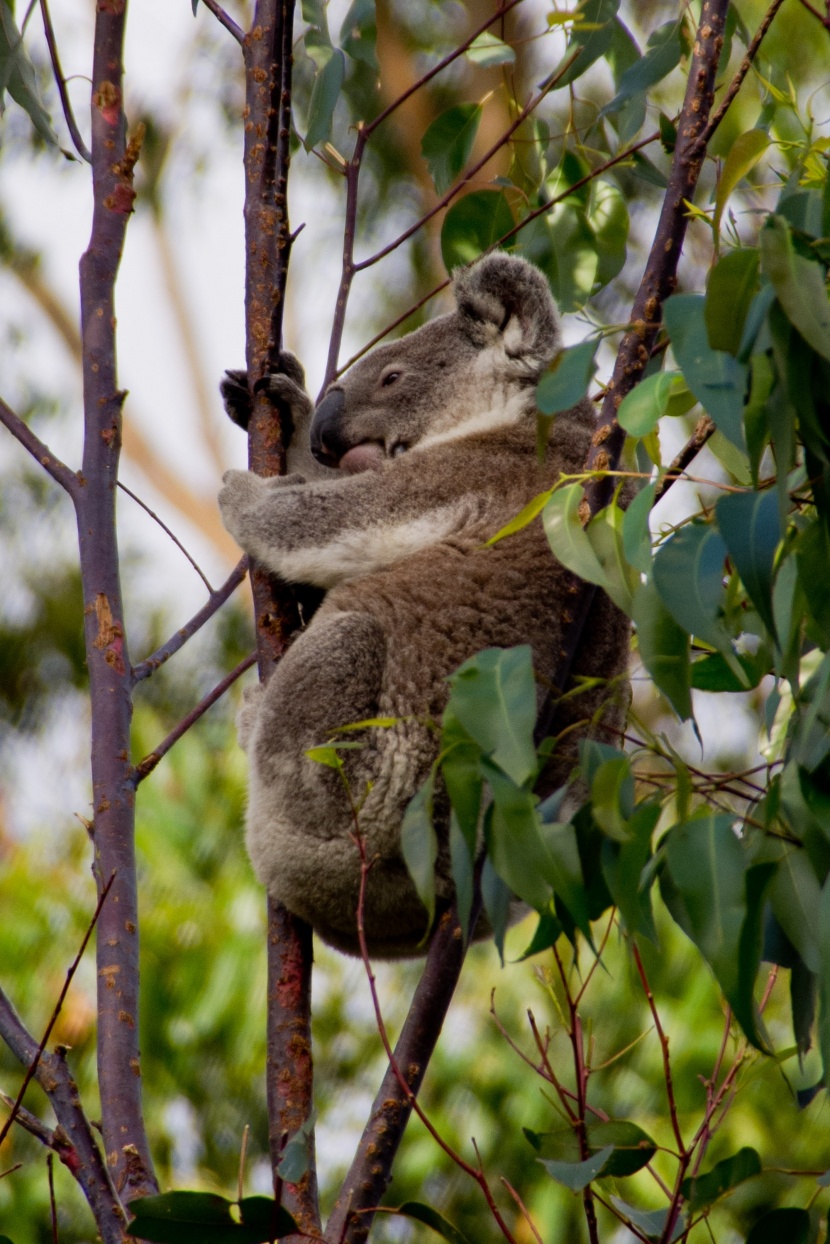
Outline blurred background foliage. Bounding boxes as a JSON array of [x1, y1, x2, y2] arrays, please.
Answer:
[[3, 0, 830, 1239]]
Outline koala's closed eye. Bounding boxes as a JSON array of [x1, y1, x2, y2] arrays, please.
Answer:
[[380, 369, 401, 387]]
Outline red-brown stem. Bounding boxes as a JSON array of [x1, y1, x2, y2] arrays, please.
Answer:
[[653, 416, 717, 505], [39, 0, 91, 162], [0, 990, 126, 1239], [700, 0, 787, 145], [76, 0, 155, 1201], [116, 480, 213, 593], [631, 941, 684, 1155], [553, 946, 599, 1244], [501, 1178, 543, 1244], [328, 831, 515, 1244], [241, 3, 320, 1233], [131, 557, 249, 683], [133, 652, 257, 784], [0, 873, 115, 1150], [48, 1152, 58, 1244]]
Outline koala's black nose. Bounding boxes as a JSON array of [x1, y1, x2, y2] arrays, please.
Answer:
[[311, 388, 347, 466]]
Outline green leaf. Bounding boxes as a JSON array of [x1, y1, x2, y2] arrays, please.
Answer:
[[705, 249, 760, 355], [543, 483, 610, 593], [276, 1111, 316, 1184], [539, 1145, 615, 1190], [550, 0, 620, 90], [617, 370, 691, 437], [400, 768, 437, 925], [622, 483, 655, 575], [449, 812, 474, 940], [664, 815, 770, 1051], [398, 1202, 475, 1244], [745, 1208, 810, 1244], [689, 652, 766, 692], [481, 850, 511, 960], [447, 646, 536, 786], [464, 32, 515, 67], [538, 819, 591, 933], [126, 1192, 297, 1244], [637, 572, 696, 721], [663, 294, 747, 449], [601, 20, 683, 118], [529, 1119, 656, 1178], [589, 179, 629, 288], [304, 48, 345, 150], [818, 874, 830, 1083], [484, 766, 552, 912], [585, 502, 640, 614], [713, 130, 770, 238], [761, 214, 830, 363], [0, 2, 59, 146], [305, 745, 344, 770], [601, 803, 660, 941], [441, 190, 514, 271], [339, 0, 377, 69], [715, 489, 781, 642], [536, 340, 599, 416], [652, 522, 739, 667], [591, 756, 634, 840], [770, 848, 822, 974], [421, 104, 482, 196], [516, 906, 563, 959], [610, 1198, 685, 1242], [796, 518, 830, 645]]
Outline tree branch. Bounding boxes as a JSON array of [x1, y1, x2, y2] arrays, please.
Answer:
[[76, 5, 156, 1202], [0, 873, 115, 1151], [39, 0, 91, 162], [200, 0, 244, 44], [133, 652, 256, 783], [131, 556, 248, 684], [699, 0, 788, 146], [0, 394, 79, 497], [653, 415, 716, 505], [241, 2, 321, 1234], [117, 479, 214, 594], [0, 991, 126, 1242], [536, 0, 732, 743]]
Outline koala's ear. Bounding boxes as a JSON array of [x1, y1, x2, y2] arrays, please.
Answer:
[[452, 253, 561, 368]]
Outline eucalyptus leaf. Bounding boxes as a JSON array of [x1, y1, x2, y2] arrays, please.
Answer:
[[0, 1, 58, 146], [745, 1208, 810, 1244], [465, 32, 515, 68], [715, 489, 781, 643], [652, 521, 739, 670], [601, 20, 683, 118], [536, 340, 599, 416], [539, 1144, 615, 1190], [441, 190, 514, 271], [543, 483, 610, 592], [276, 1111, 316, 1183], [714, 130, 770, 238], [549, 0, 620, 90], [447, 646, 536, 786], [400, 768, 437, 925], [304, 49, 345, 150], [421, 104, 482, 195], [761, 214, 830, 362], [398, 1202, 475, 1244], [705, 248, 760, 355], [663, 294, 747, 448], [126, 1192, 297, 1244]]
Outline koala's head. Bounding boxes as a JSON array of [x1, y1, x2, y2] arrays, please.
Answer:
[[311, 253, 561, 473]]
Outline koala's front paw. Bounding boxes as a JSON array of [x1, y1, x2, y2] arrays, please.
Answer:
[[218, 469, 266, 541], [221, 352, 309, 433], [255, 372, 313, 424]]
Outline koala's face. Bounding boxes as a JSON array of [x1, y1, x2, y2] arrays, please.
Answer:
[[310, 253, 562, 474]]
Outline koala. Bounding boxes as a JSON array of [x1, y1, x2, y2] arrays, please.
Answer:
[[219, 253, 630, 958]]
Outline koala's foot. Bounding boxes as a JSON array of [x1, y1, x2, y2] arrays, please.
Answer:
[[221, 351, 309, 432], [237, 683, 265, 751]]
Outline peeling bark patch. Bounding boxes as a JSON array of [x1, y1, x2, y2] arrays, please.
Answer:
[[104, 183, 136, 215], [93, 80, 121, 126], [118, 1010, 135, 1028], [99, 965, 119, 989], [93, 593, 126, 674]]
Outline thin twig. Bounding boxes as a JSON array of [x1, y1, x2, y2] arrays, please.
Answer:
[[48, 1152, 59, 1244], [348, 831, 519, 1244], [0, 873, 115, 1151], [0, 1092, 55, 1146], [0, 996, 126, 1240], [133, 651, 256, 783], [39, 0, 91, 161], [501, 1178, 543, 1244], [631, 941, 684, 1154], [335, 129, 663, 380], [117, 479, 214, 593], [132, 556, 248, 683], [652, 416, 715, 503], [700, 0, 788, 145], [0, 395, 79, 497], [199, 0, 244, 43]]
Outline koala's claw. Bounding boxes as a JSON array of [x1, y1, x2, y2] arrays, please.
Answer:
[[220, 352, 308, 432]]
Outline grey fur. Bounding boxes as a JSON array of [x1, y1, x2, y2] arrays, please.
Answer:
[[219, 253, 629, 958]]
